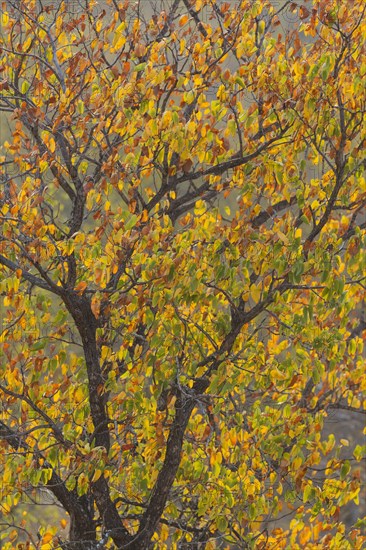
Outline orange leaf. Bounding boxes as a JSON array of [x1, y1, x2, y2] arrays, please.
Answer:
[[74, 281, 87, 294], [42, 532, 53, 544]]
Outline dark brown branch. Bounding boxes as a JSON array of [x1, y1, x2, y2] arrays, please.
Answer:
[[130, 393, 196, 548], [252, 197, 297, 227], [0, 419, 96, 543], [61, 290, 132, 546], [132, 277, 290, 546], [0, 384, 71, 448], [182, 0, 208, 38], [175, 127, 291, 185], [0, 254, 57, 293]]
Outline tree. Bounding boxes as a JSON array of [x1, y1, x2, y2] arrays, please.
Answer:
[[0, 0, 365, 547]]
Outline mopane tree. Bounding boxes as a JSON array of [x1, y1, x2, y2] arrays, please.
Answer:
[[0, 0, 365, 548]]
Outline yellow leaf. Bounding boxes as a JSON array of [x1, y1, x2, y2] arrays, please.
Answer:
[[250, 284, 261, 303], [74, 386, 84, 402], [92, 469, 103, 482], [195, 0, 203, 11], [42, 532, 53, 544], [194, 200, 206, 215], [277, 231, 289, 245], [179, 38, 186, 55], [270, 367, 287, 381], [101, 345, 110, 361], [2, 12, 9, 25], [39, 160, 49, 172], [72, 232, 86, 244], [113, 35, 126, 50], [48, 137, 56, 153], [293, 456, 302, 470]]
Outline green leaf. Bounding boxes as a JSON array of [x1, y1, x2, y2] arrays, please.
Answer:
[[303, 485, 315, 503], [125, 215, 138, 230], [217, 516, 228, 532], [134, 62, 147, 72], [30, 340, 46, 351], [21, 80, 30, 94]]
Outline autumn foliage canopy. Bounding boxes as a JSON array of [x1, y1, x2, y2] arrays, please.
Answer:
[[0, 0, 365, 548]]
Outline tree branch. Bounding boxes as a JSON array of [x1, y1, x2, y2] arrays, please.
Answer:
[[0, 254, 57, 293]]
